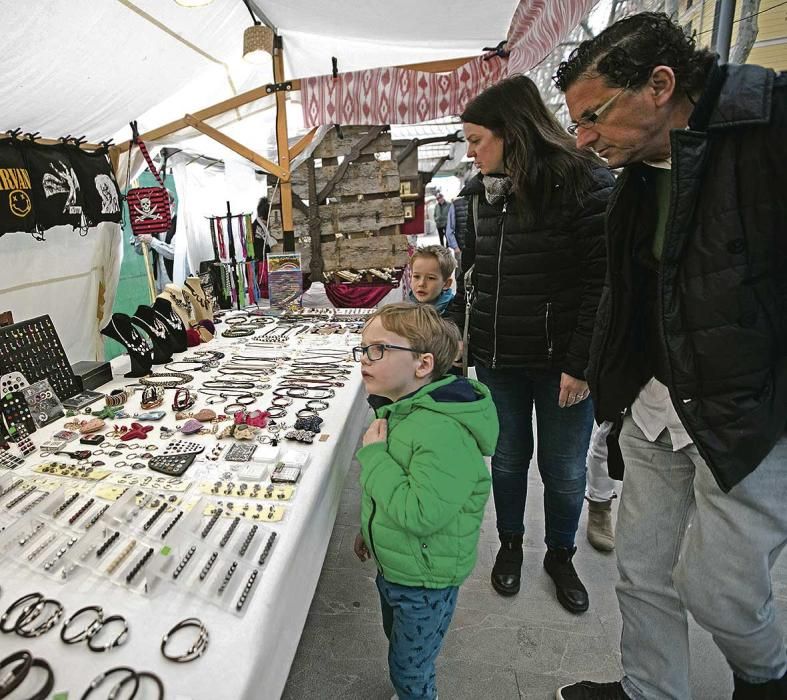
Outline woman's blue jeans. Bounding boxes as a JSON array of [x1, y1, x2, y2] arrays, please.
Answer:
[[475, 366, 593, 550]]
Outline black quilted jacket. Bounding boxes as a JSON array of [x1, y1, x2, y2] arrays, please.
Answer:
[[449, 165, 614, 379]]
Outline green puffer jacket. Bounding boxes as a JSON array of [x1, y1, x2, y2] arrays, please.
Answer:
[[358, 375, 498, 588]]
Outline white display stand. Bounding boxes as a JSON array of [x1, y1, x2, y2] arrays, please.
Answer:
[[0, 324, 368, 700]]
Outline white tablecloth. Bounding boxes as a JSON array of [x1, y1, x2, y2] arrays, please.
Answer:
[[0, 327, 368, 699]]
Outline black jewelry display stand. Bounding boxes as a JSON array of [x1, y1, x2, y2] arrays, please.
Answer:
[[131, 306, 175, 365], [0, 315, 82, 399], [226, 201, 242, 311], [152, 298, 187, 353], [100, 313, 154, 378]]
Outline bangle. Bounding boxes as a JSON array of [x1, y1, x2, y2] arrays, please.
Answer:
[[270, 396, 292, 407], [0, 650, 33, 697], [17, 658, 54, 700], [305, 399, 329, 412], [15, 597, 64, 637], [172, 389, 196, 411], [105, 390, 128, 407], [140, 386, 163, 410], [87, 614, 129, 652], [139, 372, 194, 388], [81, 667, 139, 700], [265, 406, 287, 418], [161, 617, 209, 663], [0, 592, 43, 634], [110, 670, 164, 700], [60, 605, 104, 644]]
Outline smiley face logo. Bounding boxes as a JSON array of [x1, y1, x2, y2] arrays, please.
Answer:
[[9, 189, 31, 218]]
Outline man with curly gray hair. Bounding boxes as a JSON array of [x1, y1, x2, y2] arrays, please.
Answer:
[[553, 12, 787, 700]]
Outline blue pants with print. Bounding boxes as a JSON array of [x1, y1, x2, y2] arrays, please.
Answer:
[[376, 574, 458, 700]]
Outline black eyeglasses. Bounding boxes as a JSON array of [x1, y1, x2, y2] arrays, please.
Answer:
[[567, 86, 628, 136], [352, 344, 423, 362]]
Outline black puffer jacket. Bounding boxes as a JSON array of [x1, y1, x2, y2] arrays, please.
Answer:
[[452, 196, 469, 249], [449, 166, 614, 377], [589, 62, 787, 491]]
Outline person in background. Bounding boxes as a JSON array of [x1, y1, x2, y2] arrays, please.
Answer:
[[408, 245, 456, 316], [584, 420, 618, 552], [252, 196, 276, 260], [448, 74, 614, 615], [444, 195, 468, 255], [132, 194, 176, 293], [353, 303, 498, 700], [432, 192, 451, 246], [554, 12, 787, 700]]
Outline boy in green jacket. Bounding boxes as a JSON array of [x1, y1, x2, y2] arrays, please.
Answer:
[[352, 302, 499, 700]]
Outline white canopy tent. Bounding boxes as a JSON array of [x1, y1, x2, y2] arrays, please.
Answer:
[[0, 0, 592, 363]]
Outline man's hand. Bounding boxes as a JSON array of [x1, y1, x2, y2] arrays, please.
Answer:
[[354, 533, 370, 562], [363, 418, 387, 446], [138, 234, 153, 245], [558, 373, 590, 408]]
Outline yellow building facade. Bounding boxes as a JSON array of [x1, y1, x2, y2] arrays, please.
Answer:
[[678, 0, 787, 70]]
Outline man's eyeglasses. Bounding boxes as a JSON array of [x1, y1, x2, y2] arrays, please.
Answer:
[[352, 344, 423, 362], [567, 86, 628, 136]]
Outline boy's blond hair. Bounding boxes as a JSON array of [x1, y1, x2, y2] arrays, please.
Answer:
[[410, 245, 456, 282], [365, 302, 459, 379]]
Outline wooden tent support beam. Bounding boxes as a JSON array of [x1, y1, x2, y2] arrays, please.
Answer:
[[289, 127, 317, 161], [182, 114, 289, 180], [317, 126, 385, 204], [395, 132, 463, 164], [111, 56, 476, 155], [272, 36, 296, 252], [428, 155, 450, 178], [307, 157, 324, 281]]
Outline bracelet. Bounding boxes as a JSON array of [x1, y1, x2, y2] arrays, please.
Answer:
[[139, 372, 194, 388], [140, 386, 163, 410], [105, 390, 128, 407], [221, 327, 255, 338], [0, 592, 43, 634], [87, 614, 129, 652], [270, 396, 293, 407], [160, 617, 209, 663], [16, 658, 54, 700], [16, 598, 64, 638], [110, 670, 164, 700], [164, 361, 207, 374], [305, 399, 329, 412], [264, 406, 287, 418], [60, 605, 104, 644], [223, 315, 250, 326], [81, 667, 139, 700], [172, 388, 196, 412], [0, 650, 33, 697]]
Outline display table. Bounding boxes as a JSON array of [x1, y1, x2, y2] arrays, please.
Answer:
[[0, 322, 368, 699]]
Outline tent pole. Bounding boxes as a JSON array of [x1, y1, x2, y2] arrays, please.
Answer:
[[141, 241, 157, 303], [272, 35, 295, 253]]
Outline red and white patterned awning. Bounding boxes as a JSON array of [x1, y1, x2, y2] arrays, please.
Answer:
[[301, 0, 595, 127]]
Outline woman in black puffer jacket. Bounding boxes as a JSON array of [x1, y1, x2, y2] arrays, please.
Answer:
[[449, 75, 614, 613]]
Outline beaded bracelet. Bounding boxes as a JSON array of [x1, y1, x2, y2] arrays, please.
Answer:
[[139, 372, 194, 388], [105, 390, 128, 407]]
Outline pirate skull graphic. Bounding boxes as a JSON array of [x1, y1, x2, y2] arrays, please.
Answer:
[[133, 197, 162, 222]]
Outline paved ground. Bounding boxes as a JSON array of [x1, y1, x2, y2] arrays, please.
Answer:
[[283, 438, 787, 700]]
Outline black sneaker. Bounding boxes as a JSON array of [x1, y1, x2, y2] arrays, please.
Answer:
[[556, 680, 629, 699], [491, 532, 523, 596]]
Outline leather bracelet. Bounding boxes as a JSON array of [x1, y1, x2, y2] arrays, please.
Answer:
[[109, 670, 164, 700], [16, 658, 53, 700], [0, 593, 43, 634], [265, 406, 287, 418], [61, 605, 104, 644], [81, 666, 139, 700], [160, 617, 209, 663], [0, 650, 33, 698], [16, 598, 64, 638], [86, 614, 129, 652]]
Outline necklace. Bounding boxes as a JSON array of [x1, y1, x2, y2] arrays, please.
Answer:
[[110, 318, 152, 355], [184, 281, 210, 310], [133, 316, 168, 340], [153, 307, 182, 333], [167, 290, 192, 315]]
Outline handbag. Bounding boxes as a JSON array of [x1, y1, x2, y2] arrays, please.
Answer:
[[461, 195, 480, 377], [126, 129, 171, 236]]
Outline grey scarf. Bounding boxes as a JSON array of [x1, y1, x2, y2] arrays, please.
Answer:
[[482, 175, 513, 205]]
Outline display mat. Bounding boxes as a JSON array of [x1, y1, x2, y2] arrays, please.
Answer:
[[0, 315, 82, 400]]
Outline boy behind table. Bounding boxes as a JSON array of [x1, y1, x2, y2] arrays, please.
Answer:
[[352, 302, 499, 700], [408, 245, 456, 315]]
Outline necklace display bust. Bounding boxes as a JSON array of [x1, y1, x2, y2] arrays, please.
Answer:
[[131, 305, 175, 364], [160, 284, 193, 328], [152, 298, 187, 353], [100, 313, 154, 378], [183, 276, 213, 323]]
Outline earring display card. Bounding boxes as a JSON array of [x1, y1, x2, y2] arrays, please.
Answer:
[[0, 315, 82, 400], [21, 379, 65, 428], [0, 391, 37, 442]]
